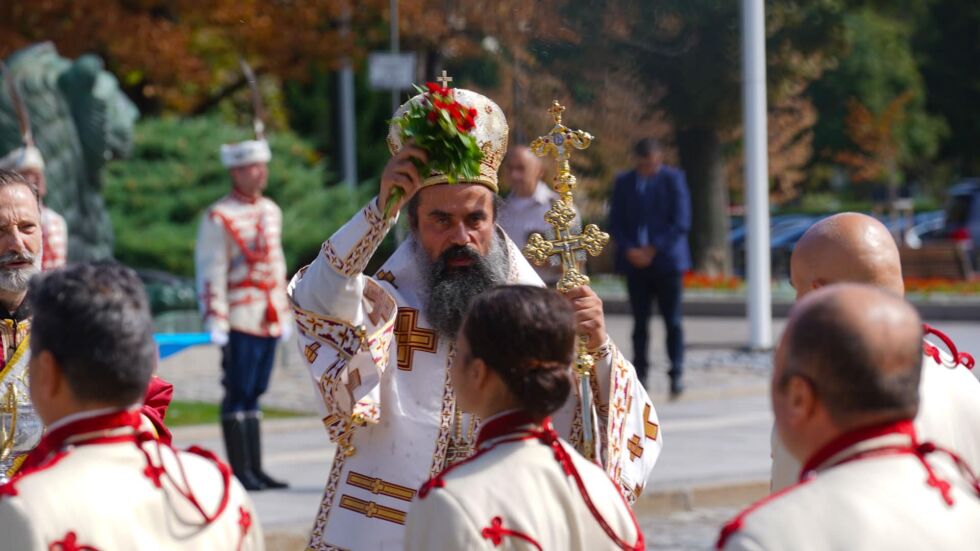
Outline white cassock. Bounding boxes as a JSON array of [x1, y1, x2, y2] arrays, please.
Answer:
[[195, 190, 291, 338], [720, 419, 980, 550], [288, 198, 663, 550], [771, 332, 980, 492], [404, 410, 643, 551], [0, 408, 263, 550], [40, 206, 67, 270]]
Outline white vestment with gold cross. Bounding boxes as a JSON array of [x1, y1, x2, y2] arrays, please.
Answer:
[[288, 198, 662, 550], [0, 317, 32, 479]]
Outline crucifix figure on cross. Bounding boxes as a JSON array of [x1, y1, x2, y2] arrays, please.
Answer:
[[522, 100, 609, 461]]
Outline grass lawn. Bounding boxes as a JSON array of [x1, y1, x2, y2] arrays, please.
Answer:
[[165, 401, 304, 427]]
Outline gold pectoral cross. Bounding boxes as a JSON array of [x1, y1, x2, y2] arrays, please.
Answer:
[[523, 101, 609, 460]]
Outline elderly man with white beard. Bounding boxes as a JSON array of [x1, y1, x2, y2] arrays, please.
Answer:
[[0, 169, 47, 479], [288, 86, 662, 550], [0, 170, 175, 481]]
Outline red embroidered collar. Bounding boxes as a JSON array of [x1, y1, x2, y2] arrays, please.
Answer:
[[800, 418, 916, 475], [799, 418, 979, 506], [26, 409, 141, 468], [475, 409, 540, 449]]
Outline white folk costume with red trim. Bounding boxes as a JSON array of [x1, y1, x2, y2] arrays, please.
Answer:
[[770, 326, 980, 492], [40, 206, 67, 270], [0, 408, 263, 550], [195, 189, 291, 338], [405, 410, 643, 551], [288, 198, 662, 550], [720, 419, 980, 550]]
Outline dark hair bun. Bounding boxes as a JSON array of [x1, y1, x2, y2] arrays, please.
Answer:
[[518, 363, 573, 420]]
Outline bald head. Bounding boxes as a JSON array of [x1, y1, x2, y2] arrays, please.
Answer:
[[776, 284, 923, 430], [505, 145, 544, 198], [790, 213, 904, 300]]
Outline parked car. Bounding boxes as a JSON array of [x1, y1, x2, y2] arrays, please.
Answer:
[[940, 179, 980, 269]]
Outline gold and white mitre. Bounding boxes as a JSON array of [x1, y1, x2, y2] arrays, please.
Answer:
[[386, 88, 509, 192], [0, 145, 44, 172]]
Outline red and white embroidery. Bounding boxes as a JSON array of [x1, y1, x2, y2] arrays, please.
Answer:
[[48, 531, 100, 551], [237, 506, 253, 551], [481, 516, 543, 551], [419, 412, 645, 551], [923, 323, 975, 370]]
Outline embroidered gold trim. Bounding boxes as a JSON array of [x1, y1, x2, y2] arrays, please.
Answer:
[[307, 452, 349, 550], [346, 471, 416, 502], [338, 494, 407, 525], [394, 308, 438, 371]]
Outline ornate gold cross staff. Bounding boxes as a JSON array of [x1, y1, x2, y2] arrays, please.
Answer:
[[524, 100, 609, 460]]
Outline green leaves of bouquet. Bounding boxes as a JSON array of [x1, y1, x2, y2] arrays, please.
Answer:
[[385, 82, 484, 218]]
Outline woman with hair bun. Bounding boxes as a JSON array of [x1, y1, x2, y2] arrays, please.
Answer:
[[404, 285, 644, 551]]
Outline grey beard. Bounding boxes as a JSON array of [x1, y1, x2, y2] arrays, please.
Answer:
[[415, 232, 510, 339], [0, 251, 40, 294]]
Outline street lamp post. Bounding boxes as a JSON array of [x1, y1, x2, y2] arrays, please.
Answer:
[[741, 0, 773, 350]]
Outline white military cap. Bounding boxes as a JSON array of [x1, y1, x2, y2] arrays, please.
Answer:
[[220, 139, 271, 169], [0, 145, 44, 171]]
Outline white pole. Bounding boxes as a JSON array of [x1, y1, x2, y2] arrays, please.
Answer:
[[741, 0, 773, 350], [390, 0, 400, 115], [340, 3, 358, 190]]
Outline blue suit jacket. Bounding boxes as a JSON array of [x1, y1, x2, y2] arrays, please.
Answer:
[[608, 166, 692, 275]]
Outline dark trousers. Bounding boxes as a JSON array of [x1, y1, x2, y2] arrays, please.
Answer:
[[221, 330, 278, 415], [626, 269, 684, 382]]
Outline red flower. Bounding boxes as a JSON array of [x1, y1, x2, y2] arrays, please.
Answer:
[[425, 82, 448, 96]]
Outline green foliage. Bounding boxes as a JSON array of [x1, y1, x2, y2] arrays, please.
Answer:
[[166, 400, 301, 427], [809, 8, 948, 172], [104, 115, 373, 277], [913, 0, 980, 175]]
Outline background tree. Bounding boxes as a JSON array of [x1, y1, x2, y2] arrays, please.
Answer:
[[524, 0, 851, 274]]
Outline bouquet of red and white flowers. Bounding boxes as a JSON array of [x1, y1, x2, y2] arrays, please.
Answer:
[[385, 82, 484, 218]]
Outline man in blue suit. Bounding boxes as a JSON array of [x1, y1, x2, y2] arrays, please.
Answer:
[[609, 138, 691, 397]]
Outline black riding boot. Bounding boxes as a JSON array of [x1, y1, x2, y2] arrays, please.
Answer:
[[244, 413, 288, 489], [221, 416, 265, 491]]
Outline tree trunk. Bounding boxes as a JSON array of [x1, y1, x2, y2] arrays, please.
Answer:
[[676, 126, 731, 276]]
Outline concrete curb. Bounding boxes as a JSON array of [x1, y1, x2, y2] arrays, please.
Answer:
[[636, 480, 769, 516], [602, 296, 980, 321]]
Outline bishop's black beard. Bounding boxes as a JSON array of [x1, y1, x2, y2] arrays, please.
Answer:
[[417, 234, 509, 338]]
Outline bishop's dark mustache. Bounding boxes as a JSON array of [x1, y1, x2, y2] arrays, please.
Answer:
[[438, 245, 480, 267]]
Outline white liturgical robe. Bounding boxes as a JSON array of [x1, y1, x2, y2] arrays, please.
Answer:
[[0, 408, 263, 550], [288, 198, 662, 550], [770, 332, 980, 493], [404, 410, 643, 551], [721, 420, 980, 551]]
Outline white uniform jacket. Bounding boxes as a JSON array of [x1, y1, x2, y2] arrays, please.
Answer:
[[721, 419, 980, 550], [771, 329, 980, 492], [405, 409, 643, 551], [195, 191, 291, 337], [0, 408, 264, 550], [40, 206, 67, 270]]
